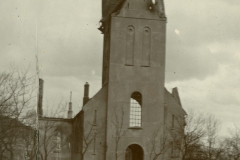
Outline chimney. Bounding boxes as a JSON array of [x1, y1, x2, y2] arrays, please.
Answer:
[[68, 92, 73, 119], [37, 78, 44, 118], [83, 82, 89, 106]]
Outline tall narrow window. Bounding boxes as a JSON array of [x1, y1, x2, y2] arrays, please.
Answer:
[[142, 27, 151, 66], [53, 131, 61, 153], [93, 136, 96, 155], [171, 141, 180, 157], [130, 92, 142, 127], [94, 110, 97, 125], [171, 141, 174, 156], [93, 110, 97, 154], [172, 114, 175, 129], [126, 26, 135, 66]]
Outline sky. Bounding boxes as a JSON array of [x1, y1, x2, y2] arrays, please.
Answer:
[[0, 0, 240, 135]]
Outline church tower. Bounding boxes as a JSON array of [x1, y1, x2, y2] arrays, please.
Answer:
[[101, 0, 166, 86], [100, 0, 168, 159], [38, 1, 186, 160], [71, 0, 185, 160]]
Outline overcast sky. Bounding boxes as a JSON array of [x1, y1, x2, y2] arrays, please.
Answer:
[[1, 0, 240, 135]]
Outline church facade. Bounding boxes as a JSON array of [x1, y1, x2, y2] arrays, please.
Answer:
[[39, 0, 186, 160]]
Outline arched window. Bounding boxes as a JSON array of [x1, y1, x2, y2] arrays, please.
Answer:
[[53, 131, 61, 153], [130, 92, 142, 127], [126, 25, 135, 66], [142, 27, 151, 67]]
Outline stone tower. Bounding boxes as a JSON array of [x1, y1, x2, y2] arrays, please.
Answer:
[[71, 0, 186, 160], [100, 0, 167, 159], [38, 1, 186, 160], [101, 0, 166, 85]]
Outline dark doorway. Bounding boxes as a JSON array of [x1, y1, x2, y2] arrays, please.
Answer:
[[125, 144, 144, 160]]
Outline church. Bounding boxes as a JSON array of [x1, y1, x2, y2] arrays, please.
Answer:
[[38, 0, 187, 160]]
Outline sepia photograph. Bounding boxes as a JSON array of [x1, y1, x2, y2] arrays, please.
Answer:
[[0, 0, 240, 159]]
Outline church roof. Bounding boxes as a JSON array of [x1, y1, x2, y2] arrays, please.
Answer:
[[164, 87, 187, 116]]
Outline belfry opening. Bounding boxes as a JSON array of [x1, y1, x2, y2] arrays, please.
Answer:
[[125, 144, 144, 160]]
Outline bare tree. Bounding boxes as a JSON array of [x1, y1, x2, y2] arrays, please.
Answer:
[[0, 66, 35, 119], [147, 126, 171, 160], [169, 111, 223, 160], [38, 102, 68, 160], [0, 66, 36, 159], [19, 125, 36, 159], [183, 110, 207, 160], [0, 114, 36, 160], [81, 121, 102, 157], [111, 106, 127, 160], [220, 125, 240, 160], [169, 110, 207, 160], [0, 120, 18, 160], [71, 110, 103, 159], [202, 115, 222, 160]]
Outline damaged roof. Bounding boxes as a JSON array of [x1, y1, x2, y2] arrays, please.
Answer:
[[101, 0, 165, 21], [101, 0, 125, 21]]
